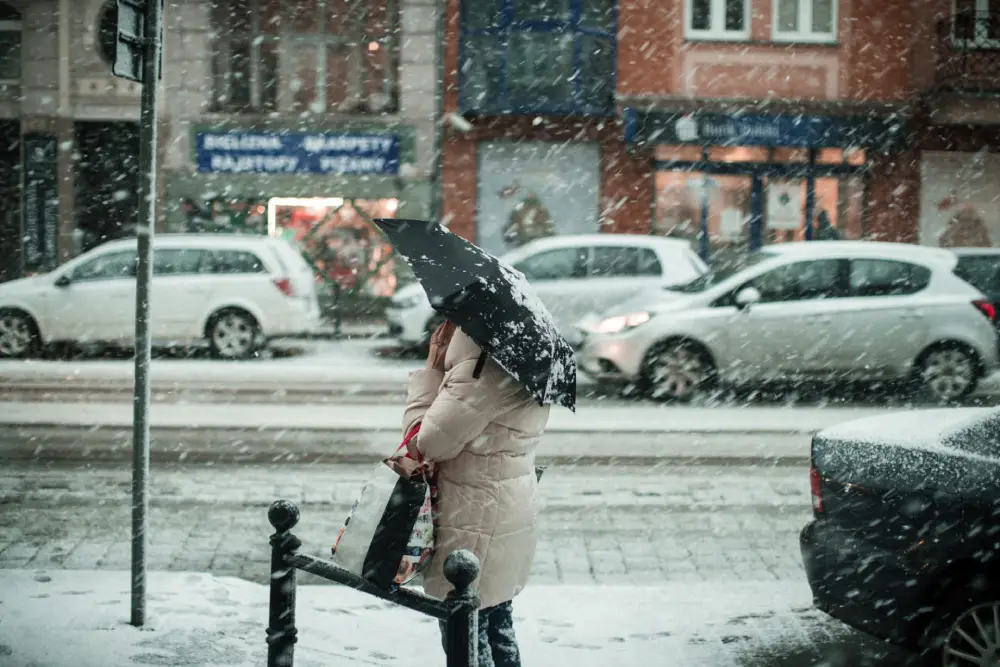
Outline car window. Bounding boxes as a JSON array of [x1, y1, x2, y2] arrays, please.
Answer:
[[590, 247, 661, 278], [747, 260, 843, 303], [71, 250, 138, 282], [672, 251, 777, 294], [955, 256, 1000, 294], [153, 249, 208, 276], [512, 247, 587, 281], [850, 259, 931, 297], [208, 250, 267, 274]]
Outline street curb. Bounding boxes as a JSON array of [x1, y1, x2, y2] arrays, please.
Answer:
[[0, 425, 813, 466]]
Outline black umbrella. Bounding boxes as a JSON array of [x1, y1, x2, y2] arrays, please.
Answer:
[[375, 218, 576, 410]]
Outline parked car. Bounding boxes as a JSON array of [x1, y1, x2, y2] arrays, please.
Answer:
[[385, 234, 707, 349], [801, 407, 1000, 664], [953, 248, 1000, 328], [576, 241, 999, 403], [0, 234, 321, 359]]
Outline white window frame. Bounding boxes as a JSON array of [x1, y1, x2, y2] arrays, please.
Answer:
[[685, 0, 750, 41], [772, 0, 838, 43], [949, 0, 1000, 49], [0, 18, 21, 84]]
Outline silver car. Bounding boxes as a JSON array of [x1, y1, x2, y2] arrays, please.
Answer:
[[576, 241, 1000, 403]]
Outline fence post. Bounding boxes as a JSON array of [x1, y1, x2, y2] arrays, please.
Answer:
[[267, 500, 302, 667], [332, 280, 343, 338], [442, 550, 481, 667]]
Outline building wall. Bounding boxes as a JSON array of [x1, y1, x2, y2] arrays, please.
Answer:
[[1, 0, 439, 275], [617, 0, 915, 104]]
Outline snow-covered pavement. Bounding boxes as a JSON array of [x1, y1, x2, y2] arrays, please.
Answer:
[[0, 463, 920, 665], [0, 569, 917, 667]]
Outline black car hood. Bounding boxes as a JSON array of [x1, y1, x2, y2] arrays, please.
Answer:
[[812, 408, 1000, 498]]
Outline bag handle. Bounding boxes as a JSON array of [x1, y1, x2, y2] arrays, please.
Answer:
[[396, 423, 424, 464], [473, 351, 488, 379]]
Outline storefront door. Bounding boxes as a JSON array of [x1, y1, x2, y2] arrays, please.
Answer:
[[654, 151, 867, 265]]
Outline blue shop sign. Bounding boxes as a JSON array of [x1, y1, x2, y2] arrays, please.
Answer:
[[623, 109, 909, 152], [195, 131, 400, 175]]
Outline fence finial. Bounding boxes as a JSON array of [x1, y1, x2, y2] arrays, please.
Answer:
[[268, 500, 300, 533]]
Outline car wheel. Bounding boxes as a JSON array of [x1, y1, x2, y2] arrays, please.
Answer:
[[207, 309, 260, 360], [0, 309, 41, 359], [923, 588, 1000, 667], [642, 340, 715, 402], [916, 345, 979, 404]]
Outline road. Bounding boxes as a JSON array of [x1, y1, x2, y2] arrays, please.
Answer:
[[0, 461, 919, 665]]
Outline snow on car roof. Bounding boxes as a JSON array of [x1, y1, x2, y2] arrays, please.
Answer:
[[817, 408, 997, 461], [97, 234, 281, 250], [765, 241, 958, 264], [519, 234, 696, 251]]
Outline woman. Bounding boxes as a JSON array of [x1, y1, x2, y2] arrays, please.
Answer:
[[403, 321, 550, 667]]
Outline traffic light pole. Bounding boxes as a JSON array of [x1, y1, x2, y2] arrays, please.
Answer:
[[128, 0, 162, 628]]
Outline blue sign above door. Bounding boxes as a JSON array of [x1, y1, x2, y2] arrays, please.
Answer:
[[195, 131, 401, 175], [623, 109, 909, 153]]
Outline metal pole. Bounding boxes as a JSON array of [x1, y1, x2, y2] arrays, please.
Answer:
[[130, 0, 162, 628]]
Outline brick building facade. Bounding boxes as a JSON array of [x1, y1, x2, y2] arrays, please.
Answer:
[[441, 0, 1000, 265], [0, 0, 438, 290]]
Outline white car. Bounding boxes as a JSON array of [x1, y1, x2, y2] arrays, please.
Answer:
[[0, 234, 322, 359], [386, 234, 707, 349], [577, 241, 1000, 403]]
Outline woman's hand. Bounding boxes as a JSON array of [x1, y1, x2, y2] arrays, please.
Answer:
[[426, 320, 456, 371]]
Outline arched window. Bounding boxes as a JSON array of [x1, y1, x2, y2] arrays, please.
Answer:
[[0, 2, 21, 84]]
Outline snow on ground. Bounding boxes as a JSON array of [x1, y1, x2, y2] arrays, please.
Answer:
[[0, 339, 425, 386], [0, 569, 866, 667]]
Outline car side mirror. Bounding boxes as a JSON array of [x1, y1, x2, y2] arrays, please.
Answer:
[[734, 286, 761, 309], [54, 274, 71, 288]]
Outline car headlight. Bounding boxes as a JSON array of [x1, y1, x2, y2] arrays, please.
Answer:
[[392, 294, 421, 309], [595, 311, 652, 334]]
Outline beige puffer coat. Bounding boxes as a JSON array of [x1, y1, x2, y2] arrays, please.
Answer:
[[403, 328, 550, 610]]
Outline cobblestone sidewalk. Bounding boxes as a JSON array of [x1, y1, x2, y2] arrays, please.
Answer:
[[0, 463, 810, 586]]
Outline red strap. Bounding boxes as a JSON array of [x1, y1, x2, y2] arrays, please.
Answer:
[[397, 423, 423, 462]]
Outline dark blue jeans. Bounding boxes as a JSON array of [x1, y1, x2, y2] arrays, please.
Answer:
[[439, 601, 521, 667]]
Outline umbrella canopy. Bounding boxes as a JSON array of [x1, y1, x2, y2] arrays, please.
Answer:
[[375, 219, 576, 410]]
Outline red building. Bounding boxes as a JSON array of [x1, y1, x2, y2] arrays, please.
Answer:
[[440, 0, 1000, 263]]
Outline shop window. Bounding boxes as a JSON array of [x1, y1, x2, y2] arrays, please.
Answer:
[[845, 148, 866, 166], [817, 148, 843, 164], [459, 0, 616, 115], [686, 0, 748, 41], [0, 2, 20, 83], [708, 146, 769, 162], [773, 0, 837, 43], [655, 145, 704, 163], [772, 147, 809, 163], [210, 0, 399, 115]]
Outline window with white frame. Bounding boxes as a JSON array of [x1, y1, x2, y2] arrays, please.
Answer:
[[686, 0, 749, 40], [952, 0, 1000, 47], [0, 2, 21, 83], [773, 0, 837, 42], [210, 0, 399, 115]]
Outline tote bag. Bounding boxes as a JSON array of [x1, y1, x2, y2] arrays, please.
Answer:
[[331, 424, 437, 589]]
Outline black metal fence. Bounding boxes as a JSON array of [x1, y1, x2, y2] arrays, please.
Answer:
[[266, 500, 481, 667], [935, 11, 1000, 93]]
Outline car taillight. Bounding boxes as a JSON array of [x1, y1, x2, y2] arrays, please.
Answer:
[[810, 466, 823, 513], [273, 277, 295, 297], [973, 299, 997, 322]]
